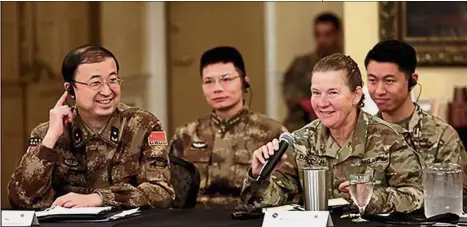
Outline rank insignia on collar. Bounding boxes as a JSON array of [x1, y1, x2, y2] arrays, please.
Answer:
[[110, 126, 119, 143], [191, 142, 207, 149], [148, 131, 168, 146], [73, 129, 82, 147], [27, 137, 42, 151]]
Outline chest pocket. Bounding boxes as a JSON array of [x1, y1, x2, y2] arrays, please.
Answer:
[[234, 149, 251, 165], [296, 153, 328, 167], [55, 157, 87, 186], [360, 154, 389, 171], [359, 154, 390, 187], [184, 145, 210, 163], [233, 138, 257, 165], [182, 144, 211, 190]]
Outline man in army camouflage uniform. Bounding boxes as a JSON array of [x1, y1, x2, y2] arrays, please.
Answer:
[[8, 45, 175, 209], [365, 40, 467, 189], [283, 13, 343, 132], [169, 46, 287, 209], [242, 53, 423, 214]]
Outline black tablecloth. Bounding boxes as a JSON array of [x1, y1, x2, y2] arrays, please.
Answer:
[[38, 208, 400, 227]]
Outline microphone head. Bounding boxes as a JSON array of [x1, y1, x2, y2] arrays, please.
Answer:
[[279, 132, 294, 144]]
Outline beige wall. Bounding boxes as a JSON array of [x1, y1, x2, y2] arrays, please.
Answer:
[[343, 2, 378, 83], [274, 2, 343, 121], [98, 2, 351, 125], [101, 2, 168, 127], [95, 2, 467, 127], [101, 2, 147, 77], [100, 2, 151, 110], [100, 2, 347, 125], [343, 2, 467, 101]]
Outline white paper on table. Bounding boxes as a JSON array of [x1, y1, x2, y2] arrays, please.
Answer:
[[262, 198, 350, 213], [35, 206, 112, 217], [107, 208, 140, 221], [328, 198, 350, 207], [262, 211, 333, 227]]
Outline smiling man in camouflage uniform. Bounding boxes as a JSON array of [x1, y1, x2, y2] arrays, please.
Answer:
[[365, 40, 467, 196], [8, 45, 175, 209]]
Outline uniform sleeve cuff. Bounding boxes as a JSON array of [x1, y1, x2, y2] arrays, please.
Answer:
[[247, 167, 271, 185], [35, 144, 59, 163], [247, 167, 259, 183], [93, 189, 115, 206]]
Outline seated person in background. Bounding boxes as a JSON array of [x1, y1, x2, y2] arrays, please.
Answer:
[[8, 45, 175, 209], [282, 13, 343, 132], [365, 40, 467, 194], [169, 46, 287, 209], [241, 53, 424, 214]]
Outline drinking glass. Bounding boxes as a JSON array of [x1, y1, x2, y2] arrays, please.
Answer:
[[349, 174, 374, 222]]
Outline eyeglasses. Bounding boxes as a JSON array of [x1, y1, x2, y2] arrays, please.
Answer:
[[73, 77, 123, 91], [202, 75, 240, 87]]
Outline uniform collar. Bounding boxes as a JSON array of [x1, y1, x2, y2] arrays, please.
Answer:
[[318, 110, 367, 161], [407, 103, 423, 133], [71, 105, 122, 148], [210, 107, 249, 133], [376, 102, 419, 132]]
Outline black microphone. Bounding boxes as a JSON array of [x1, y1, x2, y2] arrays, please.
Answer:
[[256, 132, 294, 183]]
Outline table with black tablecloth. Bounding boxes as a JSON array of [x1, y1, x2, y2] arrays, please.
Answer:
[[38, 208, 403, 227]]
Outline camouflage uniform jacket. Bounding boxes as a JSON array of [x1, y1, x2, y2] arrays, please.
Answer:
[[169, 108, 287, 209], [282, 52, 319, 132], [242, 110, 424, 214], [379, 103, 467, 192], [8, 103, 175, 209]]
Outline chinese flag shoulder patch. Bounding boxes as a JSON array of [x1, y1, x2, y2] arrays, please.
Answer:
[[148, 131, 168, 146]]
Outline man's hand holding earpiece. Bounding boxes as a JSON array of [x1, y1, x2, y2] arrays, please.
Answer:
[[42, 92, 74, 149]]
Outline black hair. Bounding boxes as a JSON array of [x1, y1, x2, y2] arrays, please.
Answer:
[[61, 44, 119, 88], [200, 46, 245, 76], [364, 40, 417, 78], [314, 13, 341, 30], [200, 46, 249, 90]]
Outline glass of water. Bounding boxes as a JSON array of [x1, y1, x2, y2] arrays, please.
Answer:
[[349, 174, 374, 223]]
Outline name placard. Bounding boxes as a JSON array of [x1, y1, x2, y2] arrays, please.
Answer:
[[262, 211, 333, 227], [2, 210, 39, 226]]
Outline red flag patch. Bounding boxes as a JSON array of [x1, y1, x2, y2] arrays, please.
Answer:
[[148, 131, 168, 146]]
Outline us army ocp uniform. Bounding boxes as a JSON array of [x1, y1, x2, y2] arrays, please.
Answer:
[[379, 103, 467, 201], [169, 108, 287, 209], [242, 111, 424, 214], [8, 103, 175, 209]]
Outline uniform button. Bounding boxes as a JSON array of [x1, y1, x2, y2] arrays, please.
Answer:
[[256, 197, 263, 203]]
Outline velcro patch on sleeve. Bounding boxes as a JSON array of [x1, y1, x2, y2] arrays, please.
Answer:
[[148, 131, 168, 146], [27, 137, 42, 151]]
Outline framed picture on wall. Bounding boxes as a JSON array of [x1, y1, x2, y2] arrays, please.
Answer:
[[380, 1, 467, 66]]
